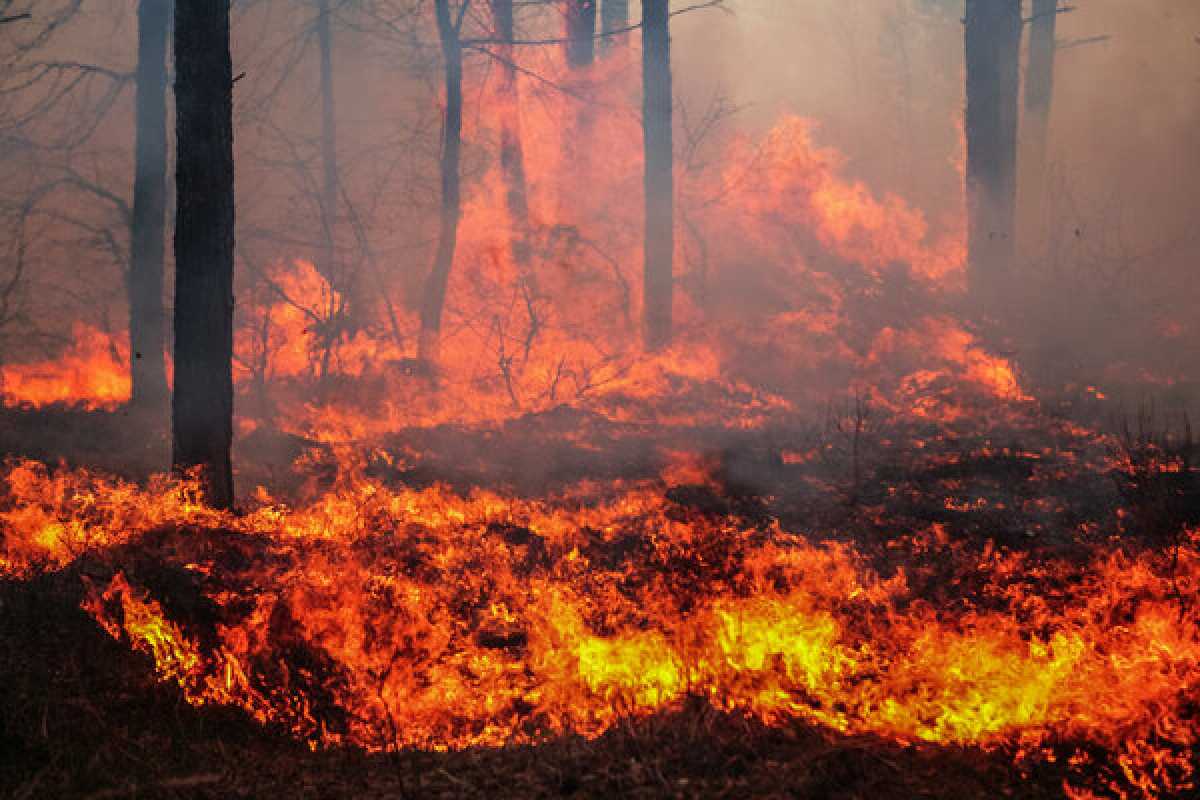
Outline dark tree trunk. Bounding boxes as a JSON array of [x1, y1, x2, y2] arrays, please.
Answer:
[[316, 0, 338, 286], [490, 0, 532, 269], [314, 0, 344, 379], [964, 0, 1021, 306], [600, 0, 628, 51], [1022, 0, 1057, 218], [129, 0, 170, 415], [641, 0, 673, 351], [565, 0, 597, 68], [1025, 0, 1057, 136], [418, 0, 464, 366], [172, 0, 235, 510]]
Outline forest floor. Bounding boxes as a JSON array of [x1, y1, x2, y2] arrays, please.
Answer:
[[1, 567, 1061, 800], [0, 399, 1192, 799]]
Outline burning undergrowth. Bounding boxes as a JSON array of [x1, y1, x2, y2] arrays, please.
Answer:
[[0, 38, 1197, 799], [2, 403, 1199, 798]]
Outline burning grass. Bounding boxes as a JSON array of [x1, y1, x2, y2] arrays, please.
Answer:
[[2, 402, 1198, 798], [1, 48, 1196, 798]]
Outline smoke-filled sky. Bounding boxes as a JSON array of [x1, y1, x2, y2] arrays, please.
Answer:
[[677, 0, 1200, 230]]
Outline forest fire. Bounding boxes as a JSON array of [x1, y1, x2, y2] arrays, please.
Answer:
[[0, 322, 132, 411], [1, 0, 1198, 798], [3, 441, 1199, 797]]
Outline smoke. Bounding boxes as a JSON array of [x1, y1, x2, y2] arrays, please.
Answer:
[[0, 0, 1197, 421]]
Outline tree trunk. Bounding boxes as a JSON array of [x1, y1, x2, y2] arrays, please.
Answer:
[[129, 0, 170, 415], [490, 0, 531, 269], [418, 0, 464, 366], [172, 0, 235, 510], [964, 0, 1021, 307], [314, 0, 344, 379], [600, 0, 628, 53], [1025, 0, 1057, 145], [316, 0, 338, 287], [1022, 0, 1057, 224], [565, 0, 597, 68], [641, 0, 673, 351]]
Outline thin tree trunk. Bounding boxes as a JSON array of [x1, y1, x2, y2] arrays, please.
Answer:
[[1022, 0, 1057, 225], [562, 0, 596, 223], [600, 0, 628, 53], [490, 0, 531, 268], [1025, 0, 1057, 146], [964, 0, 1021, 307], [172, 0, 235, 510], [565, 0, 596, 68], [418, 0, 464, 366], [315, 0, 343, 379], [642, 0, 673, 351], [316, 0, 338, 286], [129, 0, 170, 415]]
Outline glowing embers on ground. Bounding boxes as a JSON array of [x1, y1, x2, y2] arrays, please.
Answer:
[[1, 459, 1197, 796]]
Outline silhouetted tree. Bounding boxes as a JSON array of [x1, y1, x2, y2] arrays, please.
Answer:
[[490, 0, 531, 268], [1022, 0, 1058, 220], [641, 0, 673, 350], [172, 0, 235, 509], [129, 0, 171, 414], [964, 0, 1021, 307], [316, 0, 339, 288], [418, 0, 466, 366], [600, 0, 628, 50], [1025, 0, 1058, 151], [565, 0, 596, 68]]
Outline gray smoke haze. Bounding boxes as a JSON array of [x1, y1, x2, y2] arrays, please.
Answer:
[[0, 0, 1197, 404]]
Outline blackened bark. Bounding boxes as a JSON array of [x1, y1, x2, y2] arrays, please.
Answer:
[[600, 0, 628, 51], [418, 0, 464, 365], [964, 0, 1021, 305], [642, 0, 673, 350], [172, 0, 235, 510], [316, 0, 339, 286], [565, 0, 596, 68], [129, 0, 170, 414], [490, 0, 532, 268]]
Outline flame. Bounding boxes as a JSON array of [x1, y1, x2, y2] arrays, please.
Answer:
[[2, 457, 1198, 796], [8, 33, 1185, 800], [1, 322, 131, 410]]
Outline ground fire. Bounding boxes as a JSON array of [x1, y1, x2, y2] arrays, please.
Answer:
[[1, 1, 1198, 798]]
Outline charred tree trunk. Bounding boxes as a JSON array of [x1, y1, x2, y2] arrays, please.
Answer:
[[1025, 0, 1057, 149], [565, 0, 597, 68], [172, 0, 235, 510], [129, 0, 170, 415], [316, 0, 338, 287], [964, 0, 1021, 307], [642, 0, 673, 351], [562, 0, 596, 221], [490, 0, 531, 268], [1022, 0, 1058, 222], [315, 0, 343, 379], [418, 0, 464, 366], [600, 0, 628, 52]]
